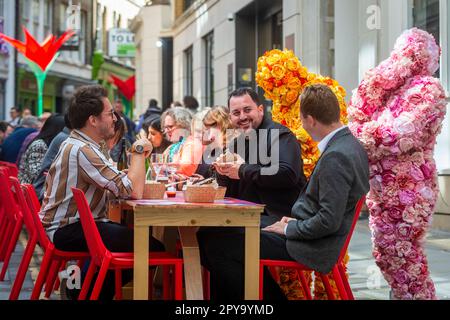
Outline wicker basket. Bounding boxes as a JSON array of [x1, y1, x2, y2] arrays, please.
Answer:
[[143, 181, 166, 199], [183, 185, 216, 203], [214, 186, 227, 200]]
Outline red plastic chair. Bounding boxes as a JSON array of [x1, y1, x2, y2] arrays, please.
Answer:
[[17, 184, 89, 300], [0, 161, 19, 177], [71, 187, 184, 300], [259, 196, 366, 300], [0, 168, 23, 281]]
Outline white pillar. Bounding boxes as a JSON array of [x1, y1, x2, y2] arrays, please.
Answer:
[[5, 0, 16, 120], [335, 0, 359, 100]]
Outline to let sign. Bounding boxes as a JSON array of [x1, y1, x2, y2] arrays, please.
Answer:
[[108, 29, 136, 57]]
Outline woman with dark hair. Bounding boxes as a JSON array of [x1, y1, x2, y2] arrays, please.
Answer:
[[142, 117, 171, 154], [18, 114, 65, 183]]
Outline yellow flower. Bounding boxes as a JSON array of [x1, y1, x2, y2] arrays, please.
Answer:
[[284, 90, 299, 105], [286, 58, 300, 71], [287, 77, 301, 91], [271, 64, 286, 80]]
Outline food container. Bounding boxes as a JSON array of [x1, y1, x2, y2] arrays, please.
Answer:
[[143, 181, 166, 199], [183, 185, 217, 203], [214, 186, 227, 200]]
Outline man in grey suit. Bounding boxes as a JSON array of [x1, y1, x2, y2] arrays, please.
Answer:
[[199, 84, 369, 300]]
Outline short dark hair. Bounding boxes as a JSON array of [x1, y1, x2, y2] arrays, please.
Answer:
[[300, 84, 340, 125], [149, 99, 158, 107], [0, 121, 10, 133], [10, 107, 20, 113], [183, 96, 199, 111], [227, 87, 261, 108], [142, 117, 162, 134], [68, 85, 108, 129]]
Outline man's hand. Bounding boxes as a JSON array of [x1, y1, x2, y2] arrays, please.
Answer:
[[262, 216, 296, 235], [132, 138, 153, 158], [213, 153, 245, 180]]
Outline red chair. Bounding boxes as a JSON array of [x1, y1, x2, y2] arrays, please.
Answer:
[[0, 161, 18, 177], [0, 168, 23, 281], [71, 187, 184, 300], [259, 196, 366, 300], [17, 184, 89, 300]]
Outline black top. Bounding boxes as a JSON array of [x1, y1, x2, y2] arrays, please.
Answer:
[[217, 115, 307, 220]]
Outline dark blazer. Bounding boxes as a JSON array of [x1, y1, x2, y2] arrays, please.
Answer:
[[285, 127, 369, 274], [218, 115, 307, 220]]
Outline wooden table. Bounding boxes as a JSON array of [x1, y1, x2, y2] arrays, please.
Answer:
[[126, 192, 264, 300]]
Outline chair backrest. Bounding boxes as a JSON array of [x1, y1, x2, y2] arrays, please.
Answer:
[[21, 184, 50, 248], [338, 196, 366, 263], [0, 167, 22, 222], [71, 187, 108, 265], [0, 161, 19, 177], [9, 177, 36, 237]]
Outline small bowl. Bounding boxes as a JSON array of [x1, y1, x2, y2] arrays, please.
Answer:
[[183, 185, 216, 203], [143, 181, 166, 199], [214, 186, 227, 200]]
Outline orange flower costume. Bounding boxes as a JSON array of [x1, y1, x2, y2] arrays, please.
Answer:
[[256, 49, 349, 299]]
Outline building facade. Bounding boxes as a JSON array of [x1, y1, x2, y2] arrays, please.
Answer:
[[16, 0, 96, 115], [93, 0, 144, 119], [134, 0, 450, 227], [0, 0, 16, 121]]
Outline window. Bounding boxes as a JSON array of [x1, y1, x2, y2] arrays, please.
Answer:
[[95, 3, 103, 51], [204, 32, 214, 107], [20, 0, 31, 40], [183, 0, 195, 11], [32, 0, 39, 37], [412, 0, 440, 76], [44, 0, 53, 38], [320, 0, 335, 78], [184, 46, 193, 96], [0, 0, 4, 18]]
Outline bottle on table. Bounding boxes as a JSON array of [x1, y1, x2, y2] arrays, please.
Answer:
[[117, 138, 128, 171]]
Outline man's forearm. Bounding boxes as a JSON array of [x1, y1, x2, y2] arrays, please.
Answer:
[[127, 153, 146, 199]]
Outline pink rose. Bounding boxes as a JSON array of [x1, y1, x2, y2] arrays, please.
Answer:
[[410, 165, 424, 181], [402, 209, 416, 224], [379, 128, 397, 146], [395, 223, 413, 240], [409, 281, 425, 294], [387, 207, 404, 220], [419, 187, 434, 200], [399, 138, 414, 152], [381, 157, 398, 171], [381, 171, 396, 185], [420, 163, 435, 179], [395, 240, 412, 257], [393, 114, 416, 135], [393, 269, 410, 284], [399, 190, 416, 205]]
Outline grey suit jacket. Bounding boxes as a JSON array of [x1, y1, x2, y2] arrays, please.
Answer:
[[285, 127, 369, 274]]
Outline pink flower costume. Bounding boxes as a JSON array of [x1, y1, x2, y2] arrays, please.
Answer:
[[348, 28, 447, 300]]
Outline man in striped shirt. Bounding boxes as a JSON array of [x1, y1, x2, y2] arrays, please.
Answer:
[[39, 85, 164, 299]]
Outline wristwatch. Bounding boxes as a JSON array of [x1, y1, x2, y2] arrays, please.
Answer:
[[131, 144, 145, 154]]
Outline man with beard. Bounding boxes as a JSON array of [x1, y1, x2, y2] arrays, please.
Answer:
[[39, 85, 164, 300], [196, 87, 307, 300]]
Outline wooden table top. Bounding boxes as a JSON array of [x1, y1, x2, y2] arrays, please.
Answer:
[[126, 192, 265, 210]]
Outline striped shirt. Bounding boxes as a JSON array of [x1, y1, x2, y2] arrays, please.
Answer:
[[39, 130, 133, 241]]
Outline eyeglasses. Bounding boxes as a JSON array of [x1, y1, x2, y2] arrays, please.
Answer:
[[163, 124, 176, 133], [102, 109, 115, 119]]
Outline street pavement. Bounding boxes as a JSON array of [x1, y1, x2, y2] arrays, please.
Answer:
[[1, 216, 450, 300]]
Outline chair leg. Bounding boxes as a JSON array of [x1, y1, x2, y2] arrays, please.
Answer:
[[114, 269, 123, 300], [30, 249, 54, 300], [332, 266, 348, 300], [297, 270, 313, 300], [89, 258, 111, 300], [148, 269, 153, 300], [202, 268, 210, 301], [9, 236, 37, 300], [78, 261, 96, 300], [44, 259, 63, 298], [174, 262, 183, 300], [0, 221, 13, 261], [320, 274, 336, 300], [0, 218, 22, 281], [338, 263, 354, 300], [259, 264, 265, 300], [163, 266, 170, 300], [53, 262, 67, 292]]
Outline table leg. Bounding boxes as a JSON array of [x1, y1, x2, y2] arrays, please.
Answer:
[[178, 226, 203, 300], [134, 225, 149, 300], [244, 226, 260, 300]]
